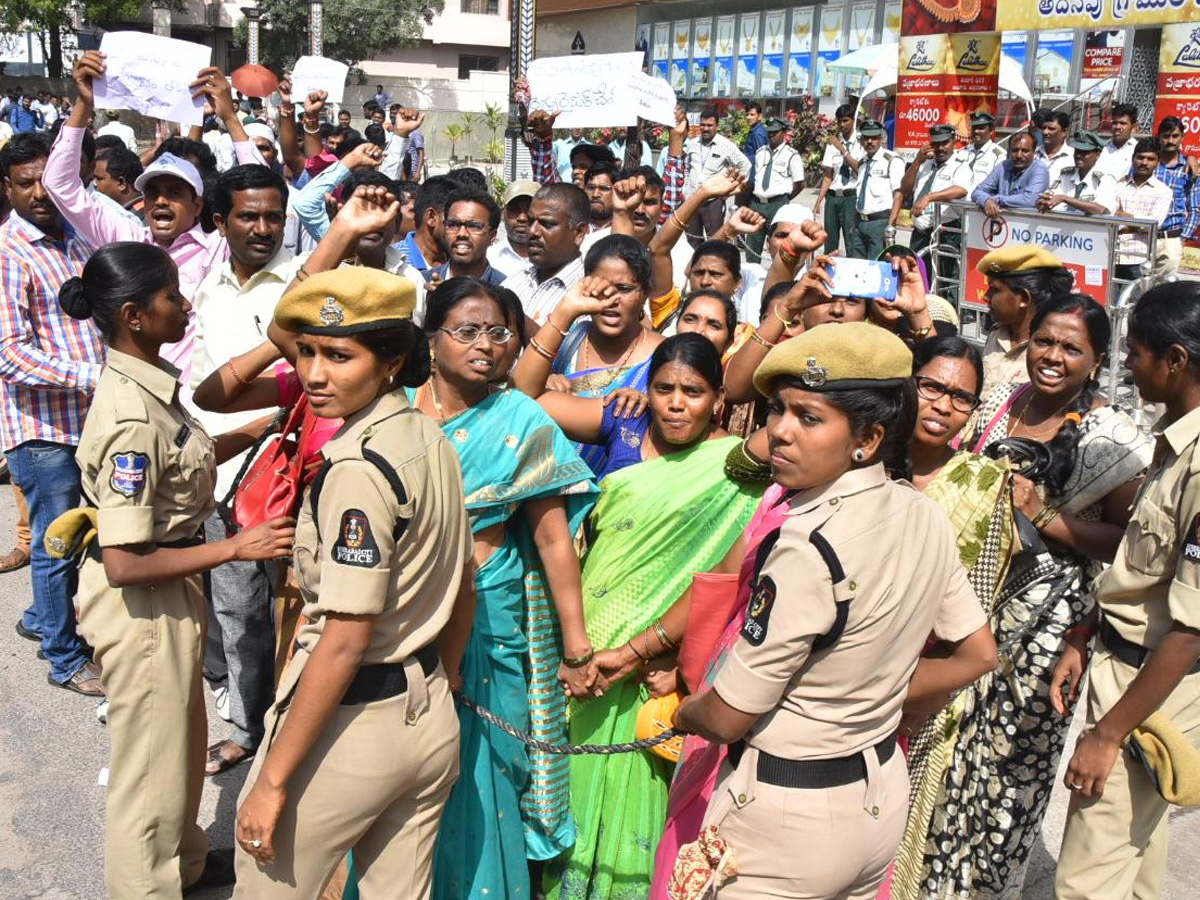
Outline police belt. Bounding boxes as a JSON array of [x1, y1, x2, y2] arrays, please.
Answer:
[[291, 641, 441, 705], [857, 210, 890, 222], [1100, 618, 1200, 674], [85, 531, 204, 562], [727, 734, 897, 789], [828, 188, 856, 197]]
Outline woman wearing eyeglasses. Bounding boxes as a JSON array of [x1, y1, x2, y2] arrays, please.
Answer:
[[409, 277, 600, 900], [895, 294, 1152, 900]]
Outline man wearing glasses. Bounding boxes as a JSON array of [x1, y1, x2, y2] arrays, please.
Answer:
[[425, 190, 507, 286]]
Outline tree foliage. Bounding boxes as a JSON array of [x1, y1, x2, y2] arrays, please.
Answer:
[[246, 0, 444, 73], [0, 0, 149, 76]]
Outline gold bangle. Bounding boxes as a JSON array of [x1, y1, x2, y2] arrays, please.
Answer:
[[910, 322, 933, 339], [563, 649, 594, 668], [627, 639, 648, 664], [778, 247, 799, 266], [227, 357, 251, 386], [670, 211, 688, 231], [653, 618, 678, 651], [750, 330, 777, 348], [528, 336, 556, 360], [774, 305, 800, 328]]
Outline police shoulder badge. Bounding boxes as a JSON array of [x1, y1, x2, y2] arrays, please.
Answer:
[[741, 575, 776, 646], [109, 452, 150, 498], [1182, 514, 1200, 564], [332, 508, 380, 567]]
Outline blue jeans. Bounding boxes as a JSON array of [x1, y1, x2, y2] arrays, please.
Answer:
[[6, 440, 88, 682]]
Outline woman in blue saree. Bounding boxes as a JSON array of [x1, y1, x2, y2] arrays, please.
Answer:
[[548, 235, 664, 475], [410, 278, 599, 900]]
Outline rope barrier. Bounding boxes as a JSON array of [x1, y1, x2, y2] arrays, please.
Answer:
[[455, 691, 680, 755]]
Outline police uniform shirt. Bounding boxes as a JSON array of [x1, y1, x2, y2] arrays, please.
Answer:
[[912, 155, 973, 229], [820, 134, 861, 191], [1036, 144, 1075, 187], [753, 143, 805, 200], [293, 389, 472, 666], [713, 464, 986, 759], [77, 349, 215, 546], [1053, 166, 1119, 215], [956, 140, 1006, 190], [1095, 405, 1200, 648], [855, 150, 906, 216]]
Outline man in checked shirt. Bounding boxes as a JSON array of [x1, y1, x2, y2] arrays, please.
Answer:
[[1155, 116, 1200, 278]]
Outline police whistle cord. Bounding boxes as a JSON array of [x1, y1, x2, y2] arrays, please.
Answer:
[[454, 691, 680, 755]]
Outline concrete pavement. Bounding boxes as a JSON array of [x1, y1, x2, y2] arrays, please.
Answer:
[[0, 481, 1197, 898]]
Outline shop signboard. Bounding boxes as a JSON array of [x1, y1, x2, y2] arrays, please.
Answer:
[[961, 209, 1111, 310], [881, 0, 902, 44], [693, 18, 713, 96], [896, 33, 949, 152], [653, 23, 670, 62], [787, 6, 814, 94], [1082, 30, 1124, 83], [901, 0, 1200, 34], [946, 33, 1001, 141], [763, 9, 785, 97], [1156, 23, 1200, 158]]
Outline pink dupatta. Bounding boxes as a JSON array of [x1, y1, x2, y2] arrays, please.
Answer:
[[648, 483, 792, 900]]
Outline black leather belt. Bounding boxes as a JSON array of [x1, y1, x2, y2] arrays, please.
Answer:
[[727, 734, 897, 789], [85, 531, 203, 562], [290, 642, 442, 705], [858, 210, 890, 222], [1100, 618, 1200, 674], [829, 188, 856, 197], [1164, 229, 1183, 239]]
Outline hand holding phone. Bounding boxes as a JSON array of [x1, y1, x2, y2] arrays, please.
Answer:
[[826, 257, 898, 301]]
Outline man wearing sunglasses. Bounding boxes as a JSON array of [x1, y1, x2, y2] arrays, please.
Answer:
[[426, 189, 506, 286]]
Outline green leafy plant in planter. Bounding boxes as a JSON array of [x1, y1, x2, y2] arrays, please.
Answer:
[[785, 95, 836, 188], [484, 137, 505, 164], [719, 107, 751, 148], [460, 113, 480, 162], [444, 122, 465, 162]]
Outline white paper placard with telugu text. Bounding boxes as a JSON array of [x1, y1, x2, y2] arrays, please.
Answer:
[[528, 52, 676, 128], [93, 32, 211, 127]]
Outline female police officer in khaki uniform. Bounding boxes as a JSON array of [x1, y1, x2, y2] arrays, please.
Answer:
[[672, 322, 999, 899], [61, 242, 295, 899], [233, 266, 474, 899]]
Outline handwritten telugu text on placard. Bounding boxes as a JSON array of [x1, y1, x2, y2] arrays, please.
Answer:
[[528, 53, 675, 127], [290, 55, 350, 105], [94, 32, 211, 127]]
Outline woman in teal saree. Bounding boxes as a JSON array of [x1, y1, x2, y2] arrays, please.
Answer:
[[410, 278, 599, 900]]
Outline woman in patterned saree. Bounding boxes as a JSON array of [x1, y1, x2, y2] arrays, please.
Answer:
[[408, 278, 600, 900], [906, 293, 1151, 899], [542, 341, 765, 900]]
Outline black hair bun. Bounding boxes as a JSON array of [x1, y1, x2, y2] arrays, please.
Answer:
[[58, 276, 93, 320]]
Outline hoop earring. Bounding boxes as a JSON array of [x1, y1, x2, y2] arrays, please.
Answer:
[[852, 449, 866, 462]]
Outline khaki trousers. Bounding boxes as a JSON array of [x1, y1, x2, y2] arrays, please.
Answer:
[[705, 744, 909, 899], [1055, 644, 1200, 900], [1157, 236, 1183, 279], [77, 557, 209, 899], [233, 650, 460, 900]]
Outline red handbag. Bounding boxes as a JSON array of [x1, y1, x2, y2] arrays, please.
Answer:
[[230, 397, 311, 531]]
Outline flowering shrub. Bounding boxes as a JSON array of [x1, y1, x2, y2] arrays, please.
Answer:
[[785, 96, 834, 188]]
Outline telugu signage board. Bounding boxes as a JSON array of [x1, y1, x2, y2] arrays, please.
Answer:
[[896, 34, 950, 152], [961, 209, 1112, 310], [901, 0, 1200, 35], [1156, 23, 1200, 158]]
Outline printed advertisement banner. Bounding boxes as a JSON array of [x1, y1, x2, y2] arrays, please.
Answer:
[[714, 56, 733, 97], [653, 24, 670, 61], [765, 10, 787, 55], [672, 21, 691, 60], [763, 54, 784, 96], [1156, 23, 1200, 158], [1082, 30, 1124, 81], [901, 0, 1200, 35], [946, 33, 1000, 141], [738, 54, 760, 96], [692, 57, 711, 95], [715, 16, 736, 57], [896, 34, 950, 152], [815, 3, 846, 99], [882, 0, 902, 44], [962, 209, 1111, 309], [693, 19, 713, 61], [740, 13, 762, 57], [788, 6, 815, 93]]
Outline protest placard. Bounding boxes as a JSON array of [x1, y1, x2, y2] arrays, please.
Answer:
[[290, 56, 350, 105], [527, 52, 675, 128], [93, 32, 211, 127]]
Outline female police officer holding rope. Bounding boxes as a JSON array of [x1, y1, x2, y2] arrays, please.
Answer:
[[671, 322, 999, 899], [232, 266, 474, 899]]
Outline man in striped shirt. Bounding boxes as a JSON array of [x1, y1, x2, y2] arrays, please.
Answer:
[[0, 133, 105, 695]]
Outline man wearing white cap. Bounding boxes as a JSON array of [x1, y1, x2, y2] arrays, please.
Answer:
[[44, 52, 266, 397], [488, 179, 539, 278], [96, 109, 137, 153]]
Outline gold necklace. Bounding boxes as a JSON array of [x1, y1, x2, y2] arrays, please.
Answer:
[[426, 378, 448, 424], [913, 0, 983, 24], [1012, 390, 1075, 440], [583, 326, 644, 373]]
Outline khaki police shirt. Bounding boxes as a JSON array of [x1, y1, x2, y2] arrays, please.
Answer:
[[912, 156, 972, 229], [855, 150, 906, 216], [955, 140, 1006, 191], [293, 390, 472, 666], [1052, 166, 1119, 215], [713, 465, 986, 759], [77, 349, 215, 547], [1095, 405, 1200, 647], [981, 326, 1030, 398]]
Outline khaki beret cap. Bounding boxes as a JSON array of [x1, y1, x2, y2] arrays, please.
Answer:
[[975, 244, 1063, 276], [753, 321, 912, 395], [274, 267, 417, 335]]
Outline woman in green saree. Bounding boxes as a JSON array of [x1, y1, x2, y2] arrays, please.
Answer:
[[409, 278, 600, 900], [543, 337, 766, 900]]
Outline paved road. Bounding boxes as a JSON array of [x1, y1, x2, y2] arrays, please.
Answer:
[[0, 481, 1197, 899]]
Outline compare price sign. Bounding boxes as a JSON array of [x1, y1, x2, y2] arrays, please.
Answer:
[[961, 210, 1112, 310], [1155, 24, 1200, 157], [896, 34, 950, 153]]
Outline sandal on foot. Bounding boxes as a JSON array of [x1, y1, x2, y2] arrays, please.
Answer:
[[205, 739, 256, 777]]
